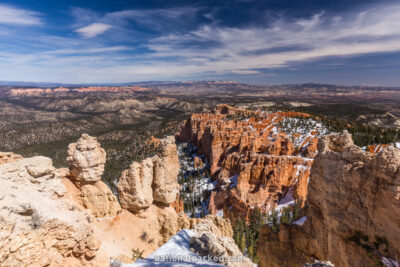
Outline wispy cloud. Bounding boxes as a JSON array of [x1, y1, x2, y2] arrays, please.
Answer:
[[76, 23, 112, 38], [2, 3, 400, 83], [141, 4, 400, 75], [0, 4, 42, 25]]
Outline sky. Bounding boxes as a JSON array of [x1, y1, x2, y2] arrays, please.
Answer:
[[1, 0, 400, 85]]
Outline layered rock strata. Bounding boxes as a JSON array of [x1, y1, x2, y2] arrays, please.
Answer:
[[177, 104, 321, 220], [257, 131, 400, 267]]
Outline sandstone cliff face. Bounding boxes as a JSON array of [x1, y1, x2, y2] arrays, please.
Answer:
[[257, 131, 400, 267], [178, 104, 321, 220], [0, 155, 108, 266], [117, 136, 180, 213]]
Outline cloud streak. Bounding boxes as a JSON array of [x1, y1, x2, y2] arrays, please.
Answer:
[[0, 4, 42, 25], [2, 3, 400, 83], [76, 23, 112, 38]]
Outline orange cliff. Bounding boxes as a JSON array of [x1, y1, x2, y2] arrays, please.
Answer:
[[257, 131, 400, 267], [177, 104, 321, 221]]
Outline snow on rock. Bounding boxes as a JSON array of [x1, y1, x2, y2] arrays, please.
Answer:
[[131, 230, 223, 267], [229, 175, 238, 189], [381, 257, 400, 267], [216, 210, 224, 217], [292, 216, 307, 226]]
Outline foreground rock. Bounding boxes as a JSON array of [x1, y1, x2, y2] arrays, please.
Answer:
[[117, 136, 180, 213], [257, 131, 400, 267], [190, 216, 254, 267], [0, 156, 108, 266], [133, 215, 253, 267], [0, 152, 23, 164]]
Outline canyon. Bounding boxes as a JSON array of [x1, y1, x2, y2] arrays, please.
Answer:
[[177, 104, 325, 221], [0, 99, 399, 266], [0, 133, 251, 266]]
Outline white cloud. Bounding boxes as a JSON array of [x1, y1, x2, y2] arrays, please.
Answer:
[[76, 23, 112, 38], [0, 4, 41, 25], [141, 3, 400, 75], [231, 69, 261, 75], [3, 3, 400, 83]]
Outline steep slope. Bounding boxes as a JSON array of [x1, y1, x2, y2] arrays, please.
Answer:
[[257, 131, 400, 267], [177, 104, 327, 220]]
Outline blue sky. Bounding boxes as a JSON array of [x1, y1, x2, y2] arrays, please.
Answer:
[[1, 0, 400, 85]]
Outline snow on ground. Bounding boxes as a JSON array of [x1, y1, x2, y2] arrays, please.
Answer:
[[216, 209, 224, 217], [292, 216, 307, 226], [229, 174, 239, 189], [177, 143, 214, 218], [274, 187, 295, 215], [278, 117, 329, 148], [381, 257, 400, 267], [131, 230, 223, 267]]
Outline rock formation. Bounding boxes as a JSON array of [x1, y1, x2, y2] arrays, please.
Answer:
[[189, 215, 254, 267], [257, 131, 400, 267], [117, 136, 180, 213], [0, 155, 108, 266], [177, 104, 322, 220], [0, 132, 251, 266], [67, 134, 106, 184], [66, 134, 120, 218]]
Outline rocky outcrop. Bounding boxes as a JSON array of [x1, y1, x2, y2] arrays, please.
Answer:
[[0, 155, 108, 266], [178, 105, 320, 220], [257, 131, 400, 267], [0, 218, 108, 267], [118, 158, 155, 212], [190, 215, 254, 267], [0, 152, 23, 164], [117, 136, 180, 213], [66, 134, 120, 218], [78, 182, 121, 218], [67, 134, 106, 184]]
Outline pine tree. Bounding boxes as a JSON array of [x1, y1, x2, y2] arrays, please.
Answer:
[[247, 242, 254, 260], [239, 232, 246, 252]]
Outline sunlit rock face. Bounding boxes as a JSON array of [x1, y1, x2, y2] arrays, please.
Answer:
[[177, 104, 323, 221], [67, 134, 106, 184], [0, 155, 108, 266], [257, 131, 400, 267], [66, 134, 120, 217], [117, 136, 180, 213]]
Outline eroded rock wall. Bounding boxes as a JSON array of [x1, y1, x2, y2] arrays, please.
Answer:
[[257, 131, 400, 267]]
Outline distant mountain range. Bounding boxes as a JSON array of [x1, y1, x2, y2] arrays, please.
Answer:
[[1, 80, 399, 89]]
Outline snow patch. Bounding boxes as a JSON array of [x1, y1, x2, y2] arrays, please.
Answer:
[[229, 175, 239, 189], [132, 230, 223, 266], [292, 216, 307, 226]]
